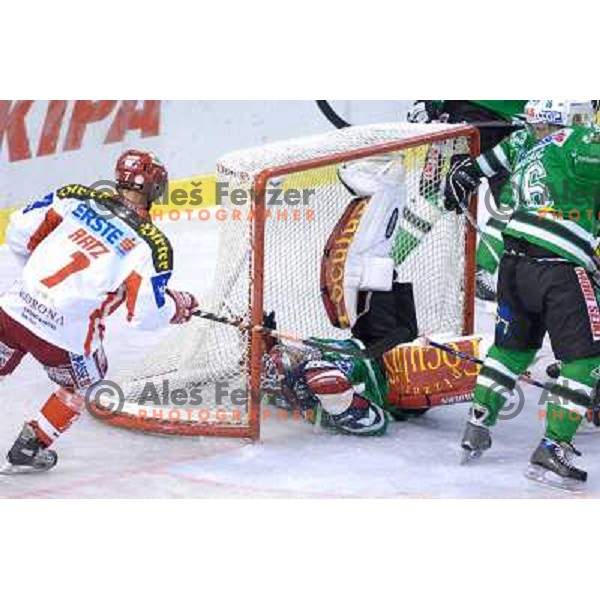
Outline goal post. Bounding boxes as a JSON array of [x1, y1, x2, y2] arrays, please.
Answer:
[[92, 122, 480, 439]]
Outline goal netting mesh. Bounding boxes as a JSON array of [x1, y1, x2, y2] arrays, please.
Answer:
[[101, 122, 478, 437]]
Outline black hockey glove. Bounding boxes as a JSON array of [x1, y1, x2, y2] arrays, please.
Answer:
[[407, 101, 446, 124], [443, 154, 482, 214], [263, 310, 277, 331]]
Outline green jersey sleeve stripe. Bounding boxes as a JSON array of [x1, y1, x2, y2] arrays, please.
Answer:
[[485, 226, 504, 242], [478, 148, 508, 178], [487, 217, 509, 232], [505, 221, 595, 270], [513, 211, 595, 257], [492, 145, 510, 171], [476, 154, 497, 178]]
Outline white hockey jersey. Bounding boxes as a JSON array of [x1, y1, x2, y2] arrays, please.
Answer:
[[1, 184, 177, 354]]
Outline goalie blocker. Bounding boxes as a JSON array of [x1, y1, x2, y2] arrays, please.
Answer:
[[320, 159, 479, 414]]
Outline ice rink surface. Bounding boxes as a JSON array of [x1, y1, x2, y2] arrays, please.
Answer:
[[1, 216, 599, 499]]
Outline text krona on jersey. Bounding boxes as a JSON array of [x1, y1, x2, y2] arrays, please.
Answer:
[[0, 101, 160, 162]]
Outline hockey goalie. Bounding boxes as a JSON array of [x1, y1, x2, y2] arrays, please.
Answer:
[[262, 156, 479, 435], [0, 150, 198, 474]]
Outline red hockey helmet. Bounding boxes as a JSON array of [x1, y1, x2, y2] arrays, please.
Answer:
[[115, 149, 168, 203]]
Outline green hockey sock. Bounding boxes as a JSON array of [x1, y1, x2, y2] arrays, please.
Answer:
[[473, 345, 537, 426], [544, 403, 582, 444]]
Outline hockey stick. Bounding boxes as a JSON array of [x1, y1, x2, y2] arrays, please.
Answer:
[[458, 196, 501, 264], [315, 100, 351, 129], [192, 309, 367, 358], [315, 100, 525, 132]]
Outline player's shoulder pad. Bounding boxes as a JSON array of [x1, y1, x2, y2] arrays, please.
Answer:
[[94, 199, 174, 274], [55, 183, 115, 202], [134, 220, 174, 273]]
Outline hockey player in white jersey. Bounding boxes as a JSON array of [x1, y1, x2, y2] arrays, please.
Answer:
[[0, 150, 198, 473]]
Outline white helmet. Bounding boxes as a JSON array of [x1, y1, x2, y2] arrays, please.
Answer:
[[524, 100, 595, 127]]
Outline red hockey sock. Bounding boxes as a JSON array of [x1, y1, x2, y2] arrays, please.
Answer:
[[31, 389, 84, 447]]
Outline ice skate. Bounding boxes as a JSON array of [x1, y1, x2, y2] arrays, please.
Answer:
[[0, 423, 58, 475], [460, 406, 492, 464], [525, 438, 587, 492]]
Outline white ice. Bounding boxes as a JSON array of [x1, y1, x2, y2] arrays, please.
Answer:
[[0, 216, 598, 499]]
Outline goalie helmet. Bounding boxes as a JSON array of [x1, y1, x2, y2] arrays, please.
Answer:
[[115, 149, 168, 204], [262, 343, 321, 410], [524, 100, 595, 127]]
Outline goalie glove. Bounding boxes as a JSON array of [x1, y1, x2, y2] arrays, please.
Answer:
[[443, 154, 482, 213], [166, 289, 199, 324], [262, 310, 278, 353]]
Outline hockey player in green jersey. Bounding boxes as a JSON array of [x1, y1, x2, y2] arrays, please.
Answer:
[[408, 100, 528, 301], [464, 103, 599, 301], [444, 100, 599, 490]]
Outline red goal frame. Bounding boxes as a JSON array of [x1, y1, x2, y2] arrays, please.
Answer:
[[248, 124, 480, 440]]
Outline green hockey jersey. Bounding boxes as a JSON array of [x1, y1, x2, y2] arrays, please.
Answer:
[[499, 126, 600, 271], [470, 127, 539, 267], [476, 127, 538, 184], [430, 101, 526, 121]]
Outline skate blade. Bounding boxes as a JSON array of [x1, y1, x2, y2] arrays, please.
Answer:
[[524, 464, 586, 493], [459, 447, 482, 465], [0, 461, 54, 475]]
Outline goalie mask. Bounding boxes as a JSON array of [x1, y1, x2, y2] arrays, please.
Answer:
[[262, 343, 321, 409], [337, 153, 405, 196], [321, 157, 406, 329], [524, 100, 595, 127]]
